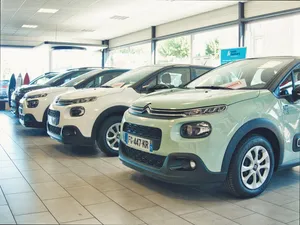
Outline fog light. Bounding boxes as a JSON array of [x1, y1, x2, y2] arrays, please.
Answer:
[[63, 127, 77, 136], [70, 106, 85, 117], [190, 160, 196, 169]]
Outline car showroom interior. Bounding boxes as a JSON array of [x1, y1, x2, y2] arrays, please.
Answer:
[[0, 0, 300, 224]]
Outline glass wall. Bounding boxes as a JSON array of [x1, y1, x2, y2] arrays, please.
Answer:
[[0, 47, 37, 81], [105, 43, 151, 69], [51, 49, 102, 72], [156, 35, 191, 64], [245, 13, 300, 57], [191, 25, 239, 67]]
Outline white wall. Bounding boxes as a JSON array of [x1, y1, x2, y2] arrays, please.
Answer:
[[244, 1, 300, 18], [156, 5, 238, 38], [109, 28, 151, 48]]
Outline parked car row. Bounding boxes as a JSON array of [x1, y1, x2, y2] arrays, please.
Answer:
[[13, 57, 300, 198]]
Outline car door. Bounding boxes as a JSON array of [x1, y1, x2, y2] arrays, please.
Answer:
[[277, 65, 300, 164], [139, 67, 191, 93]]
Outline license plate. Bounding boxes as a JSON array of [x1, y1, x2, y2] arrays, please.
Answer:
[[48, 115, 59, 125], [124, 132, 153, 152]]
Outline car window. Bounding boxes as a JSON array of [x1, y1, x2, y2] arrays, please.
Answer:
[[192, 68, 210, 79], [53, 70, 90, 86], [188, 59, 293, 89], [279, 65, 300, 96], [141, 68, 190, 91], [34, 77, 50, 85], [104, 66, 164, 88]]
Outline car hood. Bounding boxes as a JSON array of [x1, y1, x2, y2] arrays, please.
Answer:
[[133, 88, 260, 109], [25, 87, 73, 97], [17, 85, 51, 94], [57, 87, 126, 100]]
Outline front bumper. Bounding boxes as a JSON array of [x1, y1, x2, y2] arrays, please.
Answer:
[[47, 123, 94, 146], [19, 113, 44, 128], [119, 142, 226, 184]]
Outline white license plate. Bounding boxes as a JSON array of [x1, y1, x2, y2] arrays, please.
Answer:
[[48, 115, 58, 125], [124, 132, 153, 152]]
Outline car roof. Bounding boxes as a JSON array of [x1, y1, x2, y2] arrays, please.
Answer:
[[246, 56, 300, 60]]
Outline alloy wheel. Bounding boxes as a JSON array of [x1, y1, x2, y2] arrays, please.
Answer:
[[105, 122, 121, 151], [241, 145, 271, 190]]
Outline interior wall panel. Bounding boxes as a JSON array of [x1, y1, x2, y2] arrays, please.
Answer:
[[109, 28, 151, 48], [244, 1, 300, 18], [156, 5, 238, 38]]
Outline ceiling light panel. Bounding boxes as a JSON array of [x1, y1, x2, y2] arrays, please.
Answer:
[[22, 24, 38, 28], [38, 8, 59, 13], [110, 15, 129, 20]]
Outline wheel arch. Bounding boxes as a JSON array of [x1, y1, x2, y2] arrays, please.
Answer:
[[221, 118, 284, 173], [91, 105, 129, 140]]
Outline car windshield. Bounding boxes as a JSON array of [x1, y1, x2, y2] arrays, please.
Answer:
[[187, 58, 293, 90], [61, 69, 104, 87], [30, 73, 57, 85], [103, 66, 164, 88], [45, 69, 93, 86]]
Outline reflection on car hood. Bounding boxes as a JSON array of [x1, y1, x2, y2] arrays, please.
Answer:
[[57, 87, 126, 100], [133, 88, 260, 109], [17, 85, 51, 94], [26, 87, 73, 97]]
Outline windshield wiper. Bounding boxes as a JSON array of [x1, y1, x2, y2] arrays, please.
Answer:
[[195, 86, 233, 90], [100, 85, 113, 88]]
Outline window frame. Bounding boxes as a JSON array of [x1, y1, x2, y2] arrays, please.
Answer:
[[275, 63, 300, 99]]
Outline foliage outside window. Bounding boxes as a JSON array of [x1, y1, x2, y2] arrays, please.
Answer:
[[105, 43, 151, 69], [156, 36, 191, 64], [192, 26, 238, 67], [245, 13, 300, 57]]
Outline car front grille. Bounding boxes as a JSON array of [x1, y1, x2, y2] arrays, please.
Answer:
[[123, 122, 162, 150], [48, 124, 62, 135], [123, 122, 162, 140], [121, 143, 166, 169]]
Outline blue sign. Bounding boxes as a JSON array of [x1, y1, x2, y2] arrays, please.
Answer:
[[220, 47, 247, 65]]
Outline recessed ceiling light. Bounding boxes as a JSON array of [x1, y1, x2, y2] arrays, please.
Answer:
[[38, 8, 59, 13], [82, 29, 95, 32], [22, 24, 38, 28], [110, 15, 129, 20]]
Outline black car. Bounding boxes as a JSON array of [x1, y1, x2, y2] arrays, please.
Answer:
[[10, 67, 99, 115]]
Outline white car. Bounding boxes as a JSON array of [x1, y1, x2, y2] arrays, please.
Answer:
[[47, 65, 212, 156], [19, 69, 128, 128]]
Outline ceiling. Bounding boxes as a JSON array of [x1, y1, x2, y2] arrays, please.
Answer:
[[1, 0, 237, 46]]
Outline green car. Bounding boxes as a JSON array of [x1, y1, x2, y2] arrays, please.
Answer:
[[119, 57, 300, 198]]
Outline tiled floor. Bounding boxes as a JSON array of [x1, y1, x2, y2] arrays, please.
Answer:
[[0, 111, 299, 225]]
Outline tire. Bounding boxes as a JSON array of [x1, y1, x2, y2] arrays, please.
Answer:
[[225, 134, 275, 198], [95, 115, 122, 157]]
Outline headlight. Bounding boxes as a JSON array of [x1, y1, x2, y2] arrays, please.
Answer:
[[27, 93, 47, 99], [27, 100, 39, 108], [70, 106, 85, 117], [183, 105, 227, 117], [58, 97, 97, 105], [71, 97, 97, 104], [180, 122, 212, 138]]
